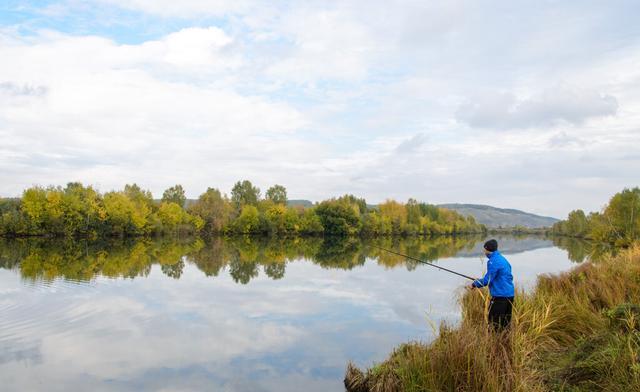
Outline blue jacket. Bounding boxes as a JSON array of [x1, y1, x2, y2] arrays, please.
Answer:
[[472, 251, 514, 297]]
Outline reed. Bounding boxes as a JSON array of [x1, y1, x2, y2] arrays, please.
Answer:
[[345, 244, 640, 391]]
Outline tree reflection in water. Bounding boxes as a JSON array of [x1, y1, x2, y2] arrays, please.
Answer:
[[550, 235, 613, 263], [0, 234, 589, 284]]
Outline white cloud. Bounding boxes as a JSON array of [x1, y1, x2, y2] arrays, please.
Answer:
[[152, 27, 238, 68], [2, 27, 240, 72], [456, 86, 619, 129], [548, 131, 585, 149], [264, 7, 374, 83], [0, 82, 48, 97], [0, 29, 312, 197]]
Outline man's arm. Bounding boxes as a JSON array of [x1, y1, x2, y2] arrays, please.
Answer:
[[472, 260, 497, 288]]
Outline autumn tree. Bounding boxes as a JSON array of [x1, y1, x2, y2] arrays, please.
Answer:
[[188, 188, 231, 233], [103, 191, 146, 236], [379, 199, 408, 234], [315, 199, 361, 235], [162, 184, 187, 208], [599, 187, 640, 246], [266, 184, 287, 205], [231, 180, 261, 210], [231, 205, 261, 234]]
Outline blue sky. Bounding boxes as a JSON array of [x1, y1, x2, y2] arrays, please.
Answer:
[[1, 0, 639, 217]]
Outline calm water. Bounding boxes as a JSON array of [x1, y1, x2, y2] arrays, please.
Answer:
[[0, 235, 587, 391]]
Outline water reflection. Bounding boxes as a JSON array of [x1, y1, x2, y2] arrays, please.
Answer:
[[0, 235, 591, 283], [0, 235, 589, 392], [548, 235, 618, 263], [0, 237, 203, 282]]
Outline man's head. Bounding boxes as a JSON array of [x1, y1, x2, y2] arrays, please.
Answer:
[[483, 239, 498, 255]]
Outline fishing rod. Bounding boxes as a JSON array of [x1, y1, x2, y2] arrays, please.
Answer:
[[371, 245, 476, 281]]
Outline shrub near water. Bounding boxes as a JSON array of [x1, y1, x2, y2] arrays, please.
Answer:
[[345, 244, 640, 392]]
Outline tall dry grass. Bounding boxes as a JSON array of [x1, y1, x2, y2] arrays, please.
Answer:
[[345, 244, 640, 392]]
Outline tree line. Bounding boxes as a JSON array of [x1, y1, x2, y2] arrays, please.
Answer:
[[551, 187, 640, 247], [0, 181, 485, 238]]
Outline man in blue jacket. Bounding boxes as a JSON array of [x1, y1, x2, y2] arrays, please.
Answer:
[[470, 239, 515, 329]]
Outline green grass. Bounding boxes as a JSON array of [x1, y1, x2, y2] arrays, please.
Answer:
[[345, 244, 640, 391]]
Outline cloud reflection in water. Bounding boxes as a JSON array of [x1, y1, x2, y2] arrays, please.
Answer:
[[0, 235, 585, 391]]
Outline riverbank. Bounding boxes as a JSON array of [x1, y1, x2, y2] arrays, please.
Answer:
[[345, 244, 640, 391]]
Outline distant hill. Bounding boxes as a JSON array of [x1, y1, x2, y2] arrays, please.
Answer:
[[454, 235, 554, 258], [438, 204, 559, 229]]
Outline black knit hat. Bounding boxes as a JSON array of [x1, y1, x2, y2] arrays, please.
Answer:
[[484, 239, 498, 252]]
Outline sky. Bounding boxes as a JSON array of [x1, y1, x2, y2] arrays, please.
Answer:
[[1, 0, 639, 218]]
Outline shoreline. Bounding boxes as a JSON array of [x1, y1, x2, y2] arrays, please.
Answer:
[[0, 230, 556, 240]]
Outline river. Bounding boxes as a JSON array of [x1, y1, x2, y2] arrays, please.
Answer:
[[0, 235, 588, 391]]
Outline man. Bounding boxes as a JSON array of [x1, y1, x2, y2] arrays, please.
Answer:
[[470, 239, 515, 329]]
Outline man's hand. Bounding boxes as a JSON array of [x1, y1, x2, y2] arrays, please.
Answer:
[[469, 283, 476, 289]]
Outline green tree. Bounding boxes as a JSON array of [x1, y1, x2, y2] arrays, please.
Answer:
[[103, 192, 147, 236], [379, 199, 408, 234], [60, 182, 104, 236], [362, 211, 384, 235], [157, 202, 186, 228], [264, 203, 288, 233], [337, 194, 368, 215], [600, 187, 640, 246], [122, 184, 153, 232], [21, 187, 48, 233], [566, 210, 588, 237], [232, 205, 261, 234], [0, 199, 28, 235], [188, 187, 231, 233], [124, 184, 154, 208], [315, 199, 361, 235], [162, 184, 186, 208], [299, 208, 324, 234], [552, 187, 640, 247], [420, 203, 441, 221], [587, 212, 608, 242], [406, 198, 421, 226], [266, 184, 287, 205], [231, 180, 261, 209]]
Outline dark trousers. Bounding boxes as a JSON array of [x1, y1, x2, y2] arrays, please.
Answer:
[[488, 296, 514, 330]]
